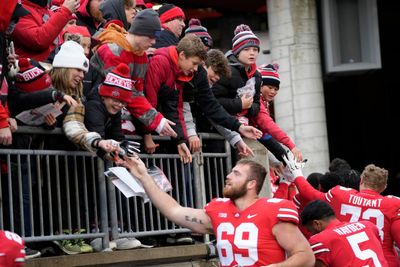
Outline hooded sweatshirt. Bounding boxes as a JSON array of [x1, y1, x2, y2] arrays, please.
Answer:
[[100, 0, 130, 30], [90, 29, 165, 132], [145, 46, 241, 143], [76, 0, 102, 35]]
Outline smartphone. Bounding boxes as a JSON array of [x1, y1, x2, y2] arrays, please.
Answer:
[[7, 41, 17, 68]]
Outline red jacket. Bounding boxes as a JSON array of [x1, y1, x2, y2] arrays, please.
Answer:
[[12, 0, 72, 61], [145, 46, 193, 142]]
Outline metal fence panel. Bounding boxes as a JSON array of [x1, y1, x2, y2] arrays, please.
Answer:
[[0, 132, 232, 250]]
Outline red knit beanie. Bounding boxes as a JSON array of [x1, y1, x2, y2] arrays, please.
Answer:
[[15, 58, 52, 93], [99, 63, 133, 103]]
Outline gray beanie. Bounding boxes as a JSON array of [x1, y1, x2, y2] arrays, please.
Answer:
[[128, 9, 161, 38]]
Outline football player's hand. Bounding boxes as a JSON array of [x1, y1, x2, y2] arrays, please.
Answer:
[[283, 151, 306, 179]]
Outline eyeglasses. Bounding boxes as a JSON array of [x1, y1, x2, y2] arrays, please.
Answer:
[[111, 98, 128, 107]]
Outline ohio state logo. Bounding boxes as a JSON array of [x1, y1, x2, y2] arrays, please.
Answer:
[[111, 90, 120, 97]]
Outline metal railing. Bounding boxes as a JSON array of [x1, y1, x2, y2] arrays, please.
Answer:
[[0, 127, 232, 250]]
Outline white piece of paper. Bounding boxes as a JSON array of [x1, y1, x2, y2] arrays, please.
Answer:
[[105, 166, 172, 203], [16, 103, 63, 126]]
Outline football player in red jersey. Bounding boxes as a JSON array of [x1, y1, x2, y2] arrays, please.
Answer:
[[0, 230, 25, 267], [284, 153, 400, 267], [301, 200, 388, 267], [118, 156, 314, 267]]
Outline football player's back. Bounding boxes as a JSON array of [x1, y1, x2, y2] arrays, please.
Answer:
[[327, 186, 400, 267]]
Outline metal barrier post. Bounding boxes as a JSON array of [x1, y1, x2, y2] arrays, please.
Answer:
[[97, 158, 110, 249], [105, 161, 119, 241]]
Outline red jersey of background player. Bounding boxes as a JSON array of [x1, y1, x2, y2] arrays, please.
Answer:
[[0, 230, 25, 267], [309, 219, 388, 267], [205, 197, 299, 267], [295, 177, 400, 267]]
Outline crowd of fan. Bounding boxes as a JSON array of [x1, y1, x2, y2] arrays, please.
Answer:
[[0, 0, 299, 260]]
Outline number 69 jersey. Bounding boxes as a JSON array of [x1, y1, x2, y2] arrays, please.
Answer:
[[205, 197, 299, 267]]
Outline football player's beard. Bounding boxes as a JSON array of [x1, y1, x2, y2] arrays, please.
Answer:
[[223, 181, 247, 200]]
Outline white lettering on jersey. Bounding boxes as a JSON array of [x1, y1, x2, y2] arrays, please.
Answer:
[[333, 222, 366, 235], [348, 195, 383, 208], [217, 222, 259, 266]]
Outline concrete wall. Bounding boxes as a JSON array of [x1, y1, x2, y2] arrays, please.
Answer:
[[267, 0, 330, 175]]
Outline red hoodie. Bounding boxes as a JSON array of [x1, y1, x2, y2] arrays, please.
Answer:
[[145, 46, 193, 140]]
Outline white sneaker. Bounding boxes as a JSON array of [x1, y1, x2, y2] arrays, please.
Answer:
[[109, 241, 117, 250], [114, 237, 141, 250]]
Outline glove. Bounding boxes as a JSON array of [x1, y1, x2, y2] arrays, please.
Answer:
[[110, 140, 141, 161], [280, 167, 295, 184], [119, 140, 141, 157], [283, 151, 306, 179]]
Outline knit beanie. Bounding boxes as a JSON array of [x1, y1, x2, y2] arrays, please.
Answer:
[[258, 64, 280, 88], [99, 63, 133, 103], [158, 4, 185, 24], [231, 24, 260, 56], [185, 18, 213, 48], [128, 9, 161, 38], [52, 41, 89, 72], [15, 58, 52, 93]]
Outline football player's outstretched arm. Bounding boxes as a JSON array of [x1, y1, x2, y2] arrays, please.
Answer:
[[118, 156, 213, 234], [269, 222, 315, 267]]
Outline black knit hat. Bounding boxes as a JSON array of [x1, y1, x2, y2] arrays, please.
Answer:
[[128, 9, 161, 38]]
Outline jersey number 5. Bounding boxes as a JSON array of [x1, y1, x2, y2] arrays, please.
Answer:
[[347, 231, 382, 267], [4, 231, 23, 245], [217, 222, 258, 266]]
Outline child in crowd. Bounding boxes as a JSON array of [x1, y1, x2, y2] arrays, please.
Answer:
[[63, 63, 136, 159], [212, 24, 302, 161]]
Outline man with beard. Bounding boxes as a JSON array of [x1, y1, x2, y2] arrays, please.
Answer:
[[117, 156, 314, 267]]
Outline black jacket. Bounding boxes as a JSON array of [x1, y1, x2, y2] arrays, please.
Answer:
[[84, 89, 123, 141], [185, 65, 241, 133], [211, 51, 261, 118]]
